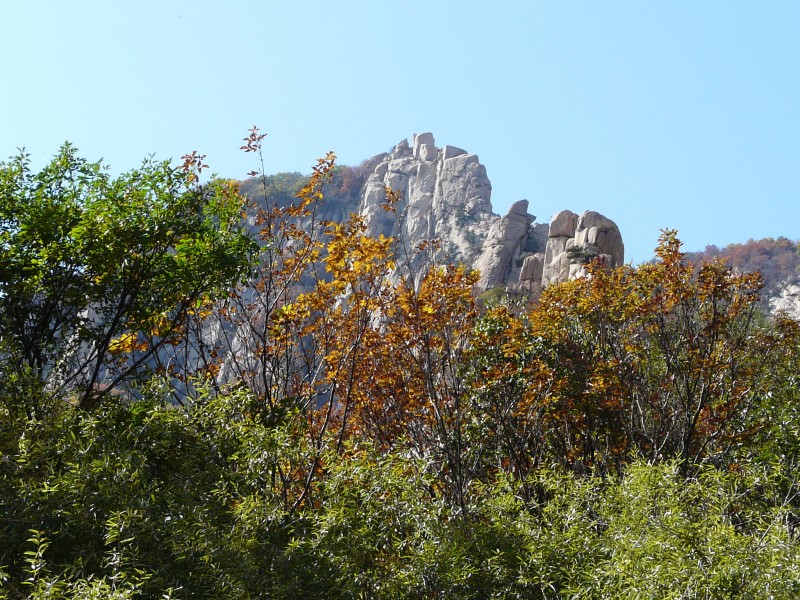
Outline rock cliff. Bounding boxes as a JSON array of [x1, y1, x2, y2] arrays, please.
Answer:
[[358, 133, 495, 269], [770, 283, 800, 319], [357, 133, 624, 292]]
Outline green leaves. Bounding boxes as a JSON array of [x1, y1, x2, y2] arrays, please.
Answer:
[[0, 145, 254, 411], [2, 135, 800, 597], [2, 367, 800, 598]]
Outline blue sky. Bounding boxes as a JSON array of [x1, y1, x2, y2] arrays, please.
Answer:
[[2, 1, 798, 264]]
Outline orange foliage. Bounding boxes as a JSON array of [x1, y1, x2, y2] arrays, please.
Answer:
[[185, 130, 786, 502], [526, 230, 765, 474], [686, 236, 799, 294]]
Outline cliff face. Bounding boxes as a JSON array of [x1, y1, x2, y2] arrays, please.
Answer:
[[770, 284, 800, 317], [358, 133, 495, 269], [356, 133, 624, 292], [239, 136, 799, 317]]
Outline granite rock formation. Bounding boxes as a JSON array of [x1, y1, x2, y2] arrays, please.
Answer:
[[357, 133, 624, 293], [358, 133, 495, 269], [474, 206, 624, 294], [540, 209, 625, 287], [770, 282, 800, 320], [474, 201, 547, 291]]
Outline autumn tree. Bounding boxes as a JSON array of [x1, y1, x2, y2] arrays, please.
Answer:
[[315, 203, 483, 513], [457, 229, 790, 482], [201, 136, 486, 510], [686, 236, 800, 294], [531, 230, 766, 474], [460, 305, 551, 486], [174, 129, 396, 510]]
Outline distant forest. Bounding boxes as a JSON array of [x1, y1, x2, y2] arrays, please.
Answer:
[[686, 236, 800, 295]]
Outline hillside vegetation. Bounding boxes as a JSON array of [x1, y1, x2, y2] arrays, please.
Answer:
[[1, 132, 799, 598], [686, 237, 800, 294]]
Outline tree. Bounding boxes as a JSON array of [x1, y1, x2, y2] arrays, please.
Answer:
[[5, 132, 800, 597], [0, 144, 253, 414], [347, 243, 481, 512], [525, 230, 766, 475], [461, 305, 550, 487]]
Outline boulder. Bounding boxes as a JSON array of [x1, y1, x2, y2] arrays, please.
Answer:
[[549, 210, 578, 238], [519, 253, 544, 291], [542, 236, 572, 287], [474, 200, 534, 290], [574, 210, 624, 268], [413, 132, 438, 161], [442, 145, 468, 160]]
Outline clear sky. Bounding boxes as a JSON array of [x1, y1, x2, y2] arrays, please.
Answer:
[[2, 1, 798, 264]]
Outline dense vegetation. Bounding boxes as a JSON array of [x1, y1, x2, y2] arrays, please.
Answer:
[[237, 161, 373, 225], [686, 236, 800, 295], [1, 130, 799, 598]]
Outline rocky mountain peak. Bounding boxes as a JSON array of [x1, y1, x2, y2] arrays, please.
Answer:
[[357, 133, 625, 293], [359, 132, 494, 267]]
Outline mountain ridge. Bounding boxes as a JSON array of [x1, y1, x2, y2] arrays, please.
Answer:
[[239, 133, 798, 316], [241, 132, 625, 296]]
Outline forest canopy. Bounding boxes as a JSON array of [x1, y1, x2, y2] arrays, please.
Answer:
[[686, 236, 800, 294], [1, 133, 799, 598]]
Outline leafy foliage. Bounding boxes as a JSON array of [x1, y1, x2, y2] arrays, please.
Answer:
[[686, 236, 800, 294], [521, 230, 766, 476], [0, 145, 254, 413], [1, 132, 799, 597]]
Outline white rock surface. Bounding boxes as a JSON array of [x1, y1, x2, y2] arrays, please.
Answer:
[[549, 210, 579, 238], [355, 134, 625, 295], [413, 132, 438, 161], [359, 133, 495, 269], [770, 283, 800, 320], [474, 200, 535, 289], [541, 210, 624, 287], [519, 253, 544, 293]]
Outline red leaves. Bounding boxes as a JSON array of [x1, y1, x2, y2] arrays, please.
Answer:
[[240, 125, 267, 153], [179, 150, 208, 184]]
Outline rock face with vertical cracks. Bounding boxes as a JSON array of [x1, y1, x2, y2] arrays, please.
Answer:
[[357, 133, 624, 293], [540, 209, 625, 288], [358, 132, 495, 271]]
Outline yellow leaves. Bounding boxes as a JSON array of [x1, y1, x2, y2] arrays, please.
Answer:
[[525, 230, 771, 469], [276, 301, 308, 323], [381, 187, 401, 213], [108, 332, 149, 354], [324, 217, 394, 283], [224, 144, 490, 453]]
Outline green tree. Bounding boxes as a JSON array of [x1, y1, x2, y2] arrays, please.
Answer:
[[0, 145, 253, 414]]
